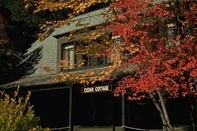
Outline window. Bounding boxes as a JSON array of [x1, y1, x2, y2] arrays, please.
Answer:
[[166, 23, 175, 48], [62, 45, 75, 69], [85, 56, 112, 67], [111, 35, 134, 60], [61, 42, 111, 70]]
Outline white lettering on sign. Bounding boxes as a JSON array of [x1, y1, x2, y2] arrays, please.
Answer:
[[95, 86, 109, 92], [82, 85, 111, 94], [84, 87, 94, 93]]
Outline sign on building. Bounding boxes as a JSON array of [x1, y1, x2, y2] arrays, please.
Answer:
[[81, 85, 112, 94]]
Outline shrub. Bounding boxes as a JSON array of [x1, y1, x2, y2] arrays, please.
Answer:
[[0, 88, 48, 131]]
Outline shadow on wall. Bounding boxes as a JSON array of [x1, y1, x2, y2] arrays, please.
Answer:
[[18, 46, 43, 76]]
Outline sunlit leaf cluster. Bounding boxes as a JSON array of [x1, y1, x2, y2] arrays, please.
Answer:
[[24, 0, 110, 31], [25, 0, 109, 14], [75, 30, 112, 57], [0, 88, 49, 131]]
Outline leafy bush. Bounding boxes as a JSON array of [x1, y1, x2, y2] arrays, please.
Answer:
[[0, 88, 48, 131]]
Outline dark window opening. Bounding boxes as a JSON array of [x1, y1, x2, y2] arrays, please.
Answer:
[[72, 87, 121, 126]]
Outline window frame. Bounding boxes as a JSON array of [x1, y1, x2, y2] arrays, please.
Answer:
[[60, 41, 112, 71]]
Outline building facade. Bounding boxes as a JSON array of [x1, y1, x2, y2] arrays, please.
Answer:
[[0, 4, 192, 131]]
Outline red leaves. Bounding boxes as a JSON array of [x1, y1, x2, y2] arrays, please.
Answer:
[[110, 0, 197, 101]]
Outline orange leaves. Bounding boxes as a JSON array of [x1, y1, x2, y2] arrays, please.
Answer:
[[35, 0, 197, 101], [33, 1, 71, 13], [74, 30, 111, 57], [23, 0, 110, 37], [26, 0, 109, 15], [52, 68, 112, 85], [41, 65, 54, 73]]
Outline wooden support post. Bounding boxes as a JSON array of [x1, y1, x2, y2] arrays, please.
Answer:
[[69, 86, 72, 131], [122, 95, 125, 131]]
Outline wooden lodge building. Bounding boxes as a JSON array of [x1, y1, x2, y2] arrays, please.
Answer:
[[0, 4, 193, 131]]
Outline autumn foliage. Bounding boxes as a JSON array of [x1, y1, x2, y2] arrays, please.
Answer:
[[28, 0, 197, 130], [0, 88, 49, 131], [24, 0, 109, 30], [33, 0, 197, 103], [110, 0, 197, 101], [108, 0, 197, 130]]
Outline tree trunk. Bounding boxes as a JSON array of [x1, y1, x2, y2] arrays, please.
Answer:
[[157, 91, 174, 131], [148, 91, 174, 131], [189, 95, 196, 131]]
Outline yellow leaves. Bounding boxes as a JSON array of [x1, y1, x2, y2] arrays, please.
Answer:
[[33, 1, 70, 13], [88, 71, 95, 76], [59, 60, 69, 69], [131, 47, 139, 54], [53, 66, 113, 85], [0, 88, 42, 130], [41, 65, 54, 73], [24, 3, 31, 9], [128, 46, 139, 54], [30, 0, 109, 15], [54, 72, 73, 82], [24, 0, 110, 33], [23, 0, 35, 9], [73, 31, 111, 58], [84, 31, 102, 41], [76, 60, 86, 67]]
